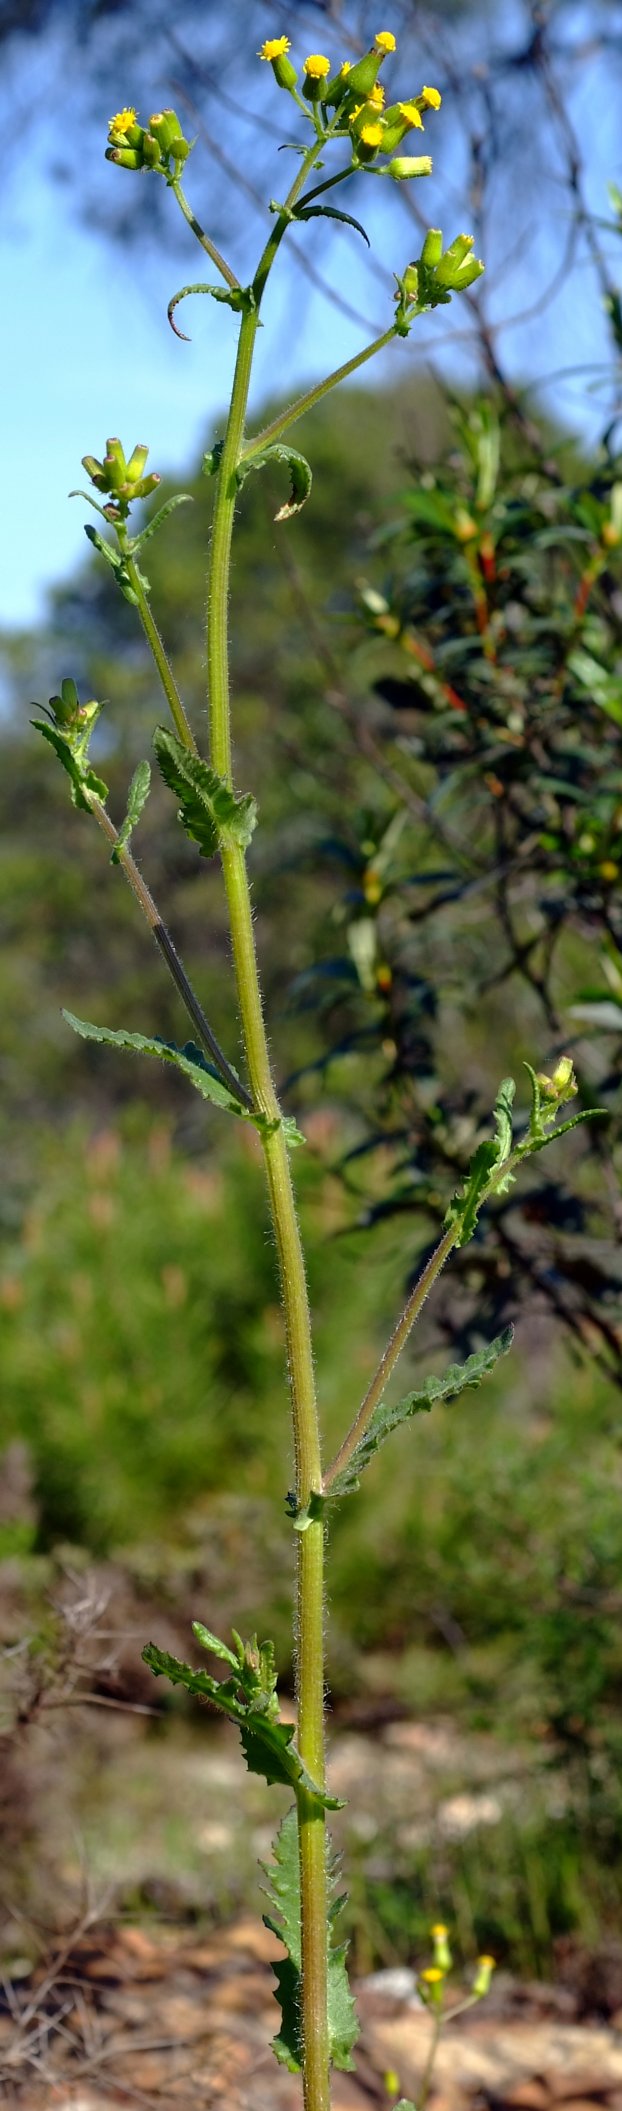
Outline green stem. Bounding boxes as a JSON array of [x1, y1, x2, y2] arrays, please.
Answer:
[[323, 1222, 459, 1494], [89, 793, 251, 1106], [196, 137, 332, 2109], [118, 541, 196, 751], [239, 326, 397, 463], [171, 178, 240, 289]]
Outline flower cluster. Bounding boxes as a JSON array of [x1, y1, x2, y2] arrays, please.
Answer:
[[106, 106, 192, 178], [417, 1923, 496, 2014], [258, 27, 441, 180], [81, 439, 161, 511], [394, 228, 485, 333]]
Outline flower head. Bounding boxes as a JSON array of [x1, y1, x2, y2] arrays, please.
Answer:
[[258, 36, 291, 61], [108, 106, 137, 140], [303, 52, 331, 78], [375, 30, 396, 52], [398, 100, 424, 129], [359, 120, 385, 147], [368, 82, 385, 107], [421, 84, 442, 108]]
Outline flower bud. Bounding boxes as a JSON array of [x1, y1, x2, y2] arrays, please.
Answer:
[[106, 145, 143, 169], [342, 49, 384, 99], [472, 1955, 495, 2000], [323, 60, 352, 107], [148, 108, 182, 151], [125, 444, 150, 485], [431, 1923, 452, 1972], [551, 1054, 577, 1094], [419, 1965, 444, 2008], [388, 155, 432, 179], [421, 228, 443, 267]]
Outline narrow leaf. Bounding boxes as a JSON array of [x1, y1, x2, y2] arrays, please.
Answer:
[[154, 725, 257, 857], [262, 1807, 359, 2071], [237, 442, 312, 522], [330, 1329, 514, 1500], [130, 494, 193, 549], [62, 1013, 248, 1117], [167, 281, 255, 339], [142, 1643, 342, 1811], [295, 202, 370, 247], [111, 760, 151, 862]]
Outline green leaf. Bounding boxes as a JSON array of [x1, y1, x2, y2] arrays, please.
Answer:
[[154, 726, 257, 857], [237, 443, 312, 522], [130, 493, 193, 549], [329, 1329, 514, 1500], [83, 523, 150, 604], [32, 721, 108, 811], [111, 760, 151, 862], [62, 1012, 304, 1148], [62, 1013, 248, 1117], [262, 1807, 359, 2071], [295, 202, 370, 247], [568, 648, 622, 727], [167, 280, 256, 338], [142, 1642, 342, 1811], [444, 1077, 516, 1244]]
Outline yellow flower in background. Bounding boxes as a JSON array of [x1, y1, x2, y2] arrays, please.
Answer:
[[258, 36, 291, 61], [375, 30, 397, 52], [398, 101, 424, 129], [421, 84, 442, 108], [108, 107, 137, 139], [303, 52, 331, 77]]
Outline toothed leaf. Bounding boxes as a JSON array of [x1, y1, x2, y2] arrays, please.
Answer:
[[154, 725, 257, 857], [111, 760, 151, 862], [262, 1807, 359, 2071], [61, 1013, 249, 1117], [444, 1076, 516, 1244], [142, 1643, 342, 1811], [32, 721, 108, 811], [237, 443, 312, 522], [329, 1329, 514, 1499]]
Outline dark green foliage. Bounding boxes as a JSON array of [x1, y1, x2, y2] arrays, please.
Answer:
[[143, 1637, 343, 1810], [329, 1328, 514, 1499], [262, 1806, 358, 2071], [154, 725, 257, 856]]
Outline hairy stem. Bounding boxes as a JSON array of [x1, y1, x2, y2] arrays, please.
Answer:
[[171, 178, 240, 289], [118, 541, 196, 751], [89, 793, 251, 1105], [323, 1223, 459, 1494], [240, 326, 397, 464]]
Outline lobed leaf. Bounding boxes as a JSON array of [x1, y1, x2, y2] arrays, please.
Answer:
[[142, 1642, 342, 1811], [154, 726, 257, 857], [262, 1806, 359, 2071], [329, 1329, 514, 1500]]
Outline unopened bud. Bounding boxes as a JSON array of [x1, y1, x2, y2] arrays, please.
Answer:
[[421, 228, 443, 267], [343, 49, 383, 99], [472, 1954, 495, 2000], [431, 1922, 452, 1972], [388, 154, 432, 179]]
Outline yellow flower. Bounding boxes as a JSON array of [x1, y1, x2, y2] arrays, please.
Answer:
[[359, 120, 385, 146], [398, 101, 424, 129], [258, 36, 291, 61], [421, 84, 442, 108], [375, 30, 397, 52], [431, 1923, 448, 1938], [108, 106, 137, 139], [368, 82, 385, 106], [420, 1966, 444, 1984], [303, 52, 331, 77]]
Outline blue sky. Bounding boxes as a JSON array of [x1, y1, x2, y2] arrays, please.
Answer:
[[3, 4, 621, 632]]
